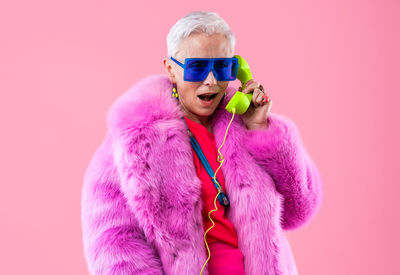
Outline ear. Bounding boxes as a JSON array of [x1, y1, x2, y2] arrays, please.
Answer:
[[163, 58, 176, 84]]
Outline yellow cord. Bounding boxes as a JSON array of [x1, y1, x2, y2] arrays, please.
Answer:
[[199, 109, 236, 275]]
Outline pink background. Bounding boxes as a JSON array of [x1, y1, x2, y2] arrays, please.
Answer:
[[1, 0, 399, 274]]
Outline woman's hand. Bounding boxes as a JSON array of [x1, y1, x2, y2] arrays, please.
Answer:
[[239, 79, 273, 130]]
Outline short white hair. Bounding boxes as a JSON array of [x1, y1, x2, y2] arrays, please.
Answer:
[[166, 11, 236, 58]]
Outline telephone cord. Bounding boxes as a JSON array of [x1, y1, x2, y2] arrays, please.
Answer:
[[200, 108, 236, 275]]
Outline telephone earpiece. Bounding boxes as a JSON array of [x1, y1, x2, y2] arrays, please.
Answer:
[[225, 55, 254, 114]]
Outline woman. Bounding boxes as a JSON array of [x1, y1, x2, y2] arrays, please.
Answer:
[[81, 11, 323, 275]]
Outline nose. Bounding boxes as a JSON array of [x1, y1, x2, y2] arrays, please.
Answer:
[[203, 69, 217, 86]]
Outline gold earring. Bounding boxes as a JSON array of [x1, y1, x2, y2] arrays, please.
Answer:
[[172, 87, 179, 98]]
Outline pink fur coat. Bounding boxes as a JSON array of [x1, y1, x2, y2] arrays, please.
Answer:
[[81, 74, 323, 274]]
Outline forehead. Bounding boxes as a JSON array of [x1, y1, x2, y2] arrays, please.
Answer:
[[177, 32, 233, 59]]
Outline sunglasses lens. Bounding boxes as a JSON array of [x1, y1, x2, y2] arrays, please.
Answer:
[[185, 59, 210, 81], [214, 59, 237, 81]]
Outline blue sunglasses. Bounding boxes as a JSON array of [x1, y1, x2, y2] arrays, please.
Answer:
[[170, 56, 239, 82]]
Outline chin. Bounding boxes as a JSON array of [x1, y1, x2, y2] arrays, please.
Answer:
[[196, 109, 215, 117]]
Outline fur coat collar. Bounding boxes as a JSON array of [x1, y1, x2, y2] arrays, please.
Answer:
[[82, 74, 323, 275]]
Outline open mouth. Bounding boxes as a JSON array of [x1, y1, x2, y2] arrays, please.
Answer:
[[198, 93, 218, 101]]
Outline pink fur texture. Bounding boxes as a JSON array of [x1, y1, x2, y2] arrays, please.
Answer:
[[81, 74, 323, 274]]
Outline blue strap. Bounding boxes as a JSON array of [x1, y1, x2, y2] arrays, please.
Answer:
[[182, 118, 230, 208]]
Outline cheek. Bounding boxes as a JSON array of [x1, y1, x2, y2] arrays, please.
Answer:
[[179, 84, 200, 103], [187, 84, 201, 99], [220, 82, 229, 90]]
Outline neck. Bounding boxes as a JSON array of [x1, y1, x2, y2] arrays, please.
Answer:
[[177, 98, 213, 132], [185, 112, 212, 132]]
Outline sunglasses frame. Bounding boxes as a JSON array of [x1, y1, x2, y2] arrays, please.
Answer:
[[170, 56, 239, 82]]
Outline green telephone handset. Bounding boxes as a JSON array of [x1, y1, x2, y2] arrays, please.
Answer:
[[225, 55, 254, 114]]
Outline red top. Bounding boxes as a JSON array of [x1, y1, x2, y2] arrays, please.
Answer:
[[184, 116, 239, 248]]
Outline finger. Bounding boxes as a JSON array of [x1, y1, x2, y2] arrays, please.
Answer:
[[245, 79, 255, 87], [254, 88, 265, 106], [253, 88, 261, 107], [242, 81, 261, 94], [250, 87, 262, 107]]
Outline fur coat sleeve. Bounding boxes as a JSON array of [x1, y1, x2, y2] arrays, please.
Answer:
[[241, 112, 323, 230]]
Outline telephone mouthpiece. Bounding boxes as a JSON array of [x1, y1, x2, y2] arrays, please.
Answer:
[[225, 91, 252, 114]]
